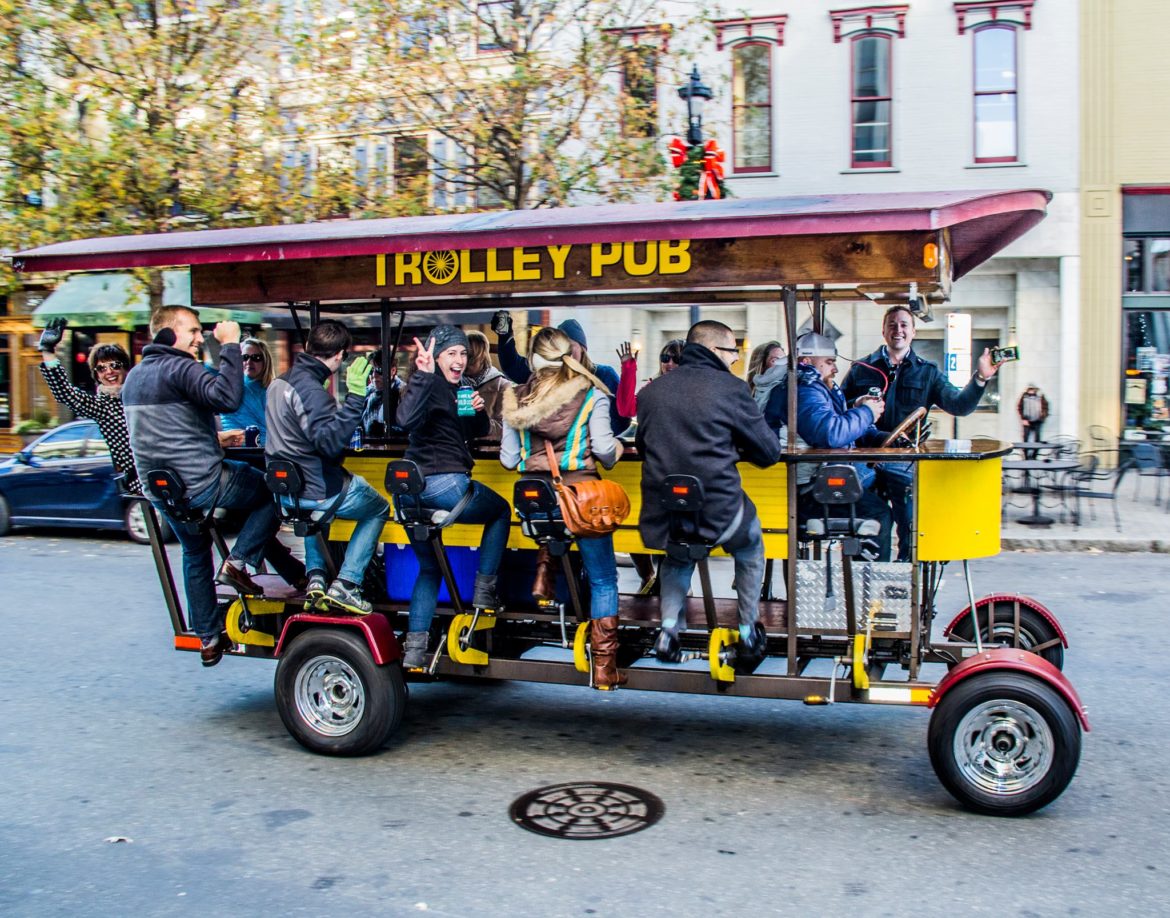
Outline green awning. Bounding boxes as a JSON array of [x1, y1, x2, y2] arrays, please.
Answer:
[[32, 271, 264, 330]]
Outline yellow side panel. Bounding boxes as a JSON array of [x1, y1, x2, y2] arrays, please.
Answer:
[[916, 458, 1002, 561], [336, 455, 788, 558]]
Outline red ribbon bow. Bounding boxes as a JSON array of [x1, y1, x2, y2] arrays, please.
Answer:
[[698, 139, 726, 201]]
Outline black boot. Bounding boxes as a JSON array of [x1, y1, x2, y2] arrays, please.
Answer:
[[472, 573, 502, 611]]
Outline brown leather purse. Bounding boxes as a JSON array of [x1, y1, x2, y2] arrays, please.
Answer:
[[543, 440, 630, 537]]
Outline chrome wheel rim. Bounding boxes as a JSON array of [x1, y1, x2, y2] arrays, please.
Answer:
[[294, 655, 365, 737], [953, 699, 1053, 796], [126, 502, 150, 542]]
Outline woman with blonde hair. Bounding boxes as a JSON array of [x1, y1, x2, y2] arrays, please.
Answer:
[[747, 340, 786, 411], [500, 327, 627, 690], [220, 336, 275, 441]]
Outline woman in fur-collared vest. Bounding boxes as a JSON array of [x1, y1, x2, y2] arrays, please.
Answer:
[[500, 327, 627, 690]]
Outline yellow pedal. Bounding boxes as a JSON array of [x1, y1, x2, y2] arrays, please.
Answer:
[[225, 599, 283, 648], [447, 613, 497, 666], [803, 695, 830, 706], [708, 628, 739, 683], [572, 622, 590, 673], [852, 633, 870, 690]]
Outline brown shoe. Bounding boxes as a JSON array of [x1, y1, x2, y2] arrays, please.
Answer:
[[590, 615, 628, 690], [215, 559, 262, 595], [200, 632, 232, 667], [532, 545, 556, 601]]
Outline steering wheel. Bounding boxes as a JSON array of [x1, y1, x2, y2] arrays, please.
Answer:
[[880, 406, 928, 448]]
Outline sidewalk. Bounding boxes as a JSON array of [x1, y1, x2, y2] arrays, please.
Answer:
[[1000, 477, 1170, 552]]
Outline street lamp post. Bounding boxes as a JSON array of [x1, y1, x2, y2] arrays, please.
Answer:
[[677, 65, 713, 147], [677, 66, 715, 325]]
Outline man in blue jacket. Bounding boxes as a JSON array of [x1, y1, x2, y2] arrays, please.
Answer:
[[266, 320, 389, 616], [841, 305, 1001, 560], [124, 306, 302, 666], [765, 332, 893, 561]]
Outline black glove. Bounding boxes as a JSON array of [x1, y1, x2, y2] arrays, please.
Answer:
[[491, 310, 513, 338], [38, 317, 67, 353]]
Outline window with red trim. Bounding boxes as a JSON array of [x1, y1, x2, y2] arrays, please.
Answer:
[[732, 42, 772, 173], [850, 34, 891, 168], [973, 25, 1018, 162]]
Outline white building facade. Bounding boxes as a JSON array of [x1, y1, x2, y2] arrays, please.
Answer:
[[555, 0, 1079, 441]]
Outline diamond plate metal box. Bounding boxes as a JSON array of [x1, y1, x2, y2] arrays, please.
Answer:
[[794, 557, 913, 633]]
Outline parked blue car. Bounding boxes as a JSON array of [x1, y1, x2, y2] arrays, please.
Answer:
[[0, 420, 171, 543]]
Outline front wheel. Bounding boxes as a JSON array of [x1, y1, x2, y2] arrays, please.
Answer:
[[928, 671, 1081, 817], [275, 628, 406, 756], [949, 602, 1064, 670]]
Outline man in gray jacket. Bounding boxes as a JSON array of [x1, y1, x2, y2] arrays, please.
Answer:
[[124, 306, 293, 666], [266, 320, 389, 616]]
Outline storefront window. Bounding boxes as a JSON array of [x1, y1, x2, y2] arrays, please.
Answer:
[[0, 334, 9, 427], [1124, 236, 1170, 292], [1123, 309, 1170, 431]]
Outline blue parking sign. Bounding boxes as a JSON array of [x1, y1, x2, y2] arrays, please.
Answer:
[[947, 353, 958, 372]]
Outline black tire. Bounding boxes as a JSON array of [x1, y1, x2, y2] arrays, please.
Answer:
[[0, 494, 10, 536], [949, 602, 1064, 670], [928, 671, 1081, 817], [124, 500, 173, 545], [274, 628, 406, 756]]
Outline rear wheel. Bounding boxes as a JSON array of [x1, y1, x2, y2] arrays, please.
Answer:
[[0, 494, 10, 536], [124, 500, 172, 544], [950, 602, 1064, 670], [928, 671, 1081, 816], [275, 628, 406, 756]]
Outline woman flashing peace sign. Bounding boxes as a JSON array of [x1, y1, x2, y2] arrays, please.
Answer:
[[394, 325, 510, 670]]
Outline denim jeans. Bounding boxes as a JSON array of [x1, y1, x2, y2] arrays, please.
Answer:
[[576, 533, 619, 620], [406, 473, 511, 632], [155, 459, 279, 640], [658, 502, 766, 641], [874, 464, 912, 562], [283, 474, 389, 585]]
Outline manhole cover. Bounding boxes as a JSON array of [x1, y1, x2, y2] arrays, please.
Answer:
[[509, 782, 664, 840]]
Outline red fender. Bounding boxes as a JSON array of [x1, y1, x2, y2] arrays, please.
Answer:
[[943, 593, 1068, 648], [929, 647, 1089, 731], [275, 613, 402, 665]]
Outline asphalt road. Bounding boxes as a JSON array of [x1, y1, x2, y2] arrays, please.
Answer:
[[1, 533, 1167, 916]]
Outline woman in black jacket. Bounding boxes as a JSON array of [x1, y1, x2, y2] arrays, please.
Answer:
[[395, 325, 511, 670]]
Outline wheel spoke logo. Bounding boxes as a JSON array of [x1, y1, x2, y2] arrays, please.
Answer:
[[509, 782, 664, 840], [422, 250, 458, 285]]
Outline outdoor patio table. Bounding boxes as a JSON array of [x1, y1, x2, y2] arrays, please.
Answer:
[[1002, 458, 1079, 527]]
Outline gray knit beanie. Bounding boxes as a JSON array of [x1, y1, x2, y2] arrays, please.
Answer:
[[427, 324, 470, 357]]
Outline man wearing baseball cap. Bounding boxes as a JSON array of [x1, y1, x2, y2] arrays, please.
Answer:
[[764, 331, 892, 560]]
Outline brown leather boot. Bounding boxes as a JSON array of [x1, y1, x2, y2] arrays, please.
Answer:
[[532, 545, 556, 600], [590, 615, 627, 690]]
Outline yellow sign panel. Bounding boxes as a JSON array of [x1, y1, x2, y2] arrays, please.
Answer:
[[377, 240, 693, 289]]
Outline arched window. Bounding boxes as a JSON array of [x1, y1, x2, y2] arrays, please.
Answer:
[[850, 34, 891, 168], [973, 25, 1018, 162], [732, 42, 772, 173]]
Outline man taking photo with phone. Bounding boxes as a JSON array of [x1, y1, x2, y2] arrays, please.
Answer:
[[841, 305, 1004, 561]]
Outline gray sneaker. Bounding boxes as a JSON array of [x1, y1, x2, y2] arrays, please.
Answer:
[[321, 581, 372, 616], [303, 572, 328, 611], [402, 631, 430, 670]]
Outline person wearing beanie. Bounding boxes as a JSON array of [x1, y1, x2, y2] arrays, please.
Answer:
[[765, 331, 893, 560], [394, 324, 512, 670], [491, 311, 629, 436]]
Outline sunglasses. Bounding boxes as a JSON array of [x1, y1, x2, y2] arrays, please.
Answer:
[[659, 354, 680, 364], [241, 353, 266, 364], [94, 361, 127, 372], [714, 346, 740, 360]]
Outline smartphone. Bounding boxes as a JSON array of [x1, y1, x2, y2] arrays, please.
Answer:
[[991, 345, 1020, 364]]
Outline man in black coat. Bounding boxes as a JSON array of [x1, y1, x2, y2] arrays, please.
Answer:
[[841, 305, 1002, 561], [636, 320, 782, 662]]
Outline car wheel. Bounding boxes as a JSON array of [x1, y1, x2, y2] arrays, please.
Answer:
[[0, 494, 10, 536], [274, 628, 406, 756], [928, 671, 1081, 817], [124, 500, 173, 544]]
